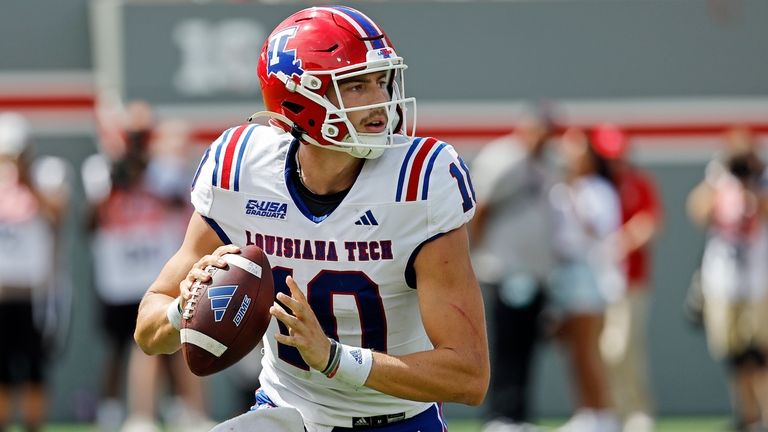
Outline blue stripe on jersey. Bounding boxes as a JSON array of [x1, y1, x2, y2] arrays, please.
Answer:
[[190, 147, 210, 190], [395, 138, 423, 202], [202, 215, 232, 245], [459, 157, 477, 201], [233, 125, 256, 192], [420, 142, 447, 200], [211, 128, 233, 187], [331, 6, 385, 49]]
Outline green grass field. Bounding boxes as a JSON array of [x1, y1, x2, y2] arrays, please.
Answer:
[[10, 417, 732, 432]]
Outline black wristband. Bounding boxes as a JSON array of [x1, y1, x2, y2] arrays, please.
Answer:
[[321, 338, 338, 375]]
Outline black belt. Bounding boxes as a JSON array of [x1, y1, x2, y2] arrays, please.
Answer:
[[352, 412, 406, 429]]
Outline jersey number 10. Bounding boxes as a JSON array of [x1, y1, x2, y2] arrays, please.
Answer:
[[272, 267, 387, 370]]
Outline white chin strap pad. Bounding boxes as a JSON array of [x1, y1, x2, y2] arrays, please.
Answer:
[[345, 145, 384, 160]]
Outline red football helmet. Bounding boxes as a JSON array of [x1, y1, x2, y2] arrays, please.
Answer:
[[255, 6, 416, 159]]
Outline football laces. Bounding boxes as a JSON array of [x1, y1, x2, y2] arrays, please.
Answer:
[[182, 266, 217, 320]]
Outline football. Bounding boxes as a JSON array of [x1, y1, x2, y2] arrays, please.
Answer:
[[180, 245, 274, 376]]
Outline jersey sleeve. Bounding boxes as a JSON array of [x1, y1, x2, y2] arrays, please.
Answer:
[[189, 133, 223, 218], [424, 142, 477, 236], [190, 124, 259, 217]]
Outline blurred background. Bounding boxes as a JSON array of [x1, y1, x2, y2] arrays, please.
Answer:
[[1, 0, 767, 430]]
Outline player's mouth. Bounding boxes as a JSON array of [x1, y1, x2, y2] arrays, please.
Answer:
[[362, 117, 387, 133]]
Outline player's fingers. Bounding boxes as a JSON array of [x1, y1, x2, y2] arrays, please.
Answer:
[[286, 276, 307, 303], [213, 244, 240, 258], [275, 292, 302, 315], [179, 279, 193, 301], [196, 254, 228, 271], [270, 302, 302, 330], [273, 332, 296, 347], [189, 266, 214, 283]]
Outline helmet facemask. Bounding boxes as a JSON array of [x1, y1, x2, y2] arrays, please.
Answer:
[[317, 55, 416, 159], [275, 52, 416, 159]]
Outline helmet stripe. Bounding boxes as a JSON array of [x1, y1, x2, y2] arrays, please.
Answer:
[[321, 6, 386, 50]]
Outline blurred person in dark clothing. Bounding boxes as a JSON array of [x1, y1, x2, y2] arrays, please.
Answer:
[[471, 108, 557, 432]]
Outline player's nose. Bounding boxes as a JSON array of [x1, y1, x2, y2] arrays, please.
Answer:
[[366, 85, 389, 105]]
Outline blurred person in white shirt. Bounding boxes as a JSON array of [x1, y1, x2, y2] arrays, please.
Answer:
[[687, 127, 768, 432], [549, 128, 623, 432]]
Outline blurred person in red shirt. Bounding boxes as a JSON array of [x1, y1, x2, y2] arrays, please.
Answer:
[[593, 124, 662, 432]]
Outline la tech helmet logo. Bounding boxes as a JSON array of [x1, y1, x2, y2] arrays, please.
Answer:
[[267, 26, 304, 79]]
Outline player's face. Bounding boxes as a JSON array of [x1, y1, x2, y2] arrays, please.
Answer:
[[326, 71, 390, 134]]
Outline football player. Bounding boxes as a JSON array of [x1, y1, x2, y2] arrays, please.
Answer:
[[135, 6, 489, 432]]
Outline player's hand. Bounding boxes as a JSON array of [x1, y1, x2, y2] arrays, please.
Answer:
[[179, 244, 241, 307], [270, 276, 331, 371]]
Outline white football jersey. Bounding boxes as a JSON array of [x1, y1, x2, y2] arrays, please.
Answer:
[[191, 124, 476, 427], [92, 189, 185, 304], [0, 182, 54, 289]]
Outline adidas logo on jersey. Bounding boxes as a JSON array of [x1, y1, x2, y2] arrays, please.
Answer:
[[354, 210, 378, 226], [354, 418, 370, 427]]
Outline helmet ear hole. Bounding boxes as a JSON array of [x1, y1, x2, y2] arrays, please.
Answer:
[[282, 101, 304, 115]]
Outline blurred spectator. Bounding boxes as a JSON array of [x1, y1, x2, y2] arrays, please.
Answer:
[[84, 101, 213, 432], [470, 107, 557, 431], [686, 127, 768, 432], [593, 124, 662, 432], [0, 113, 69, 432], [549, 128, 623, 432]]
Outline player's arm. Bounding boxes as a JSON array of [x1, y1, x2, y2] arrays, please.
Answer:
[[367, 225, 490, 405], [686, 180, 715, 227], [617, 176, 663, 257], [134, 213, 232, 355]]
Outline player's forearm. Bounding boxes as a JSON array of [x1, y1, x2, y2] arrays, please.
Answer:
[[365, 347, 489, 406], [134, 291, 182, 355]]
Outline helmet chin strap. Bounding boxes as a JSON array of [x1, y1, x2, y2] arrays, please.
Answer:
[[248, 111, 385, 159]]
